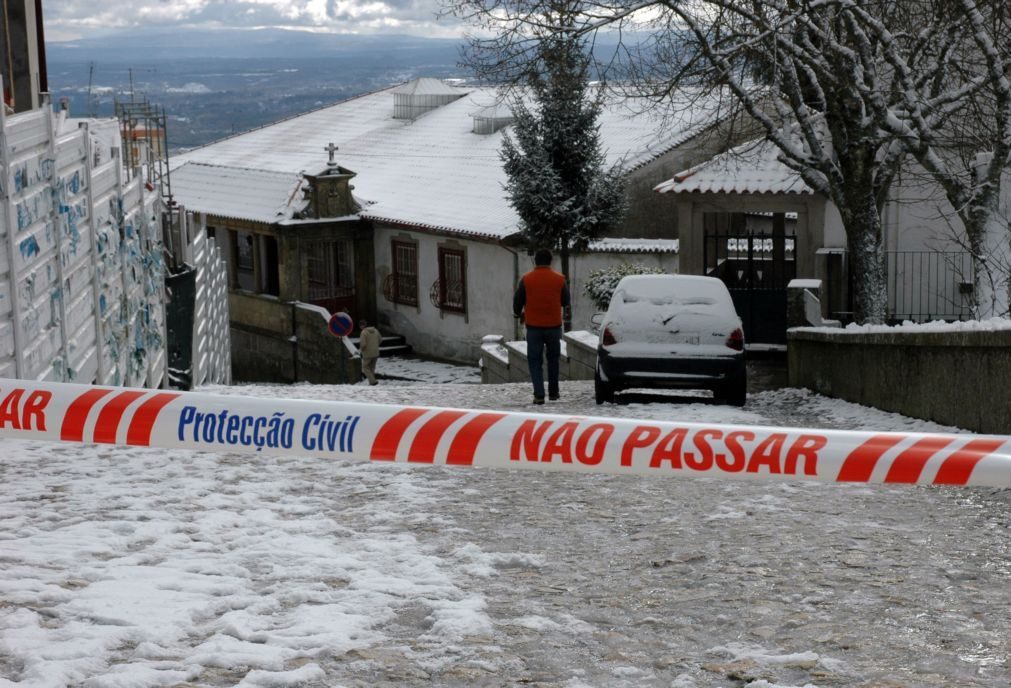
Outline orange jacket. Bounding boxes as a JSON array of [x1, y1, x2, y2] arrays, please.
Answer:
[[513, 266, 570, 327]]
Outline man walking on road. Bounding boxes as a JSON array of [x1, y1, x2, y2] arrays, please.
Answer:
[[513, 248, 570, 404], [358, 320, 382, 385]]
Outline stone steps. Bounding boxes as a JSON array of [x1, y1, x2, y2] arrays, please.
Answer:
[[349, 334, 412, 357]]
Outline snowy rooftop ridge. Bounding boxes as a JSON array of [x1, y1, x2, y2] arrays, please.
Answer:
[[655, 137, 814, 196], [585, 238, 680, 253], [391, 77, 467, 96]]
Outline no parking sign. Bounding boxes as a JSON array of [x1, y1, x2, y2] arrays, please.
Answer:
[[328, 312, 354, 338]]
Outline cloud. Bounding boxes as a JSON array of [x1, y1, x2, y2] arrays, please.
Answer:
[[41, 0, 458, 39]]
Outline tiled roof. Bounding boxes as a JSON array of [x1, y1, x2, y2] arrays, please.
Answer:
[[171, 163, 308, 223], [171, 80, 725, 240], [655, 137, 814, 196]]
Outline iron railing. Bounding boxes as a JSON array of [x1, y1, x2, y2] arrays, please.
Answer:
[[886, 251, 974, 322], [383, 273, 418, 306], [429, 279, 466, 312], [703, 230, 797, 290]]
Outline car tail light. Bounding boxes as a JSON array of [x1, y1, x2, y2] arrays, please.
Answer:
[[727, 328, 745, 351], [602, 327, 617, 346]]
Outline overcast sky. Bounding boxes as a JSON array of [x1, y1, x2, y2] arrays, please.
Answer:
[[41, 0, 460, 42]]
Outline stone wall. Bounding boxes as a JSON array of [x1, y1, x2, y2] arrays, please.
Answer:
[[293, 302, 360, 384], [479, 331, 597, 384], [229, 292, 360, 384], [788, 328, 1011, 434]]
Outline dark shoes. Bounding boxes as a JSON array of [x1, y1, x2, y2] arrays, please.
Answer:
[[548, 394, 560, 401], [533, 397, 545, 405]]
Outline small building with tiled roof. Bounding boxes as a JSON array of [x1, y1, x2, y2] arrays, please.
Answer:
[[655, 136, 840, 343], [655, 135, 980, 341]]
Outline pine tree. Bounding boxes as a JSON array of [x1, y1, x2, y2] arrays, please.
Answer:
[[500, 19, 626, 328]]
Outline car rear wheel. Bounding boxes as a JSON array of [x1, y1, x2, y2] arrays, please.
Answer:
[[594, 366, 614, 404], [718, 372, 747, 407]]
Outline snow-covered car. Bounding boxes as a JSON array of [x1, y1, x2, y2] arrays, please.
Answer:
[[595, 274, 747, 405]]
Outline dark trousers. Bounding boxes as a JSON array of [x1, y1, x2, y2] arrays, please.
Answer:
[[526, 325, 562, 399]]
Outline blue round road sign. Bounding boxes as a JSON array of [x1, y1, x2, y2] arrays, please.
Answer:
[[328, 312, 354, 338]]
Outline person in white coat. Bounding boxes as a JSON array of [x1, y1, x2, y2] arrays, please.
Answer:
[[358, 320, 382, 385]]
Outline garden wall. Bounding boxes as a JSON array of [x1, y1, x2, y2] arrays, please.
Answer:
[[788, 327, 1011, 434], [480, 331, 596, 385]]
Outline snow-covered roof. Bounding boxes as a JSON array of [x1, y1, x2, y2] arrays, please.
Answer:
[[655, 137, 814, 196], [171, 162, 308, 223], [585, 238, 680, 253], [171, 80, 725, 240]]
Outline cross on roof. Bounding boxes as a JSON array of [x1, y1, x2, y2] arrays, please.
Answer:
[[325, 142, 338, 165]]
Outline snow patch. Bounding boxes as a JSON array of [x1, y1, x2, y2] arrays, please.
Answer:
[[797, 316, 1011, 334], [234, 663, 326, 687], [708, 641, 828, 672], [166, 82, 212, 94]]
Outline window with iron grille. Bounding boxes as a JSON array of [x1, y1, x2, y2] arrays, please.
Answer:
[[234, 230, 255, 291], [438, 247, 466, 313], [307, 239, 355, 301], [391, 240, 419, 306]]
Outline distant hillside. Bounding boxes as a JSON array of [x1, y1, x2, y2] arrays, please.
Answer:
[[47, 27, 465, 62], [45, 27, 641, 152], [46, 30, 471, 151]]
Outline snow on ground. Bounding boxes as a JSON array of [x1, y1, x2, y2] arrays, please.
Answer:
[[2, 359, 1010, 688], [370, 356, 481, 385]]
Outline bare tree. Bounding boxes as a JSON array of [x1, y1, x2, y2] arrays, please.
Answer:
[[849, 0, 1011, 318], [448, 0, 1011, 323]]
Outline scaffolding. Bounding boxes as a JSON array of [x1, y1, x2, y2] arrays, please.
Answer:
[[114, 96, 172, 198], [115, 96, 185, 268]]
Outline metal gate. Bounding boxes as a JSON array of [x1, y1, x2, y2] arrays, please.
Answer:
[[704, 230, 796, 345], [307, 238, 356, 316]]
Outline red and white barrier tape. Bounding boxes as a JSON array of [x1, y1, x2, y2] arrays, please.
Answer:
[[0, 378, 1008, 487]]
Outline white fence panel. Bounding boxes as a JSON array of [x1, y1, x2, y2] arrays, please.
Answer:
[[0, 105, 167, 387], [189, 218, 231, 387]]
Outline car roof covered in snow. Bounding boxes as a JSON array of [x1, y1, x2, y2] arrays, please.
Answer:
[[616, 274, 733, 299]]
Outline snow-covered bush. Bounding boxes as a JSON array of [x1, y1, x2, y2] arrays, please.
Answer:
[[584, 263, 666, 311]]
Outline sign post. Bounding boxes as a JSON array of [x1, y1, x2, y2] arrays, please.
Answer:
[[328, 312, 354, 338], [328, 311, 354, 382]]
